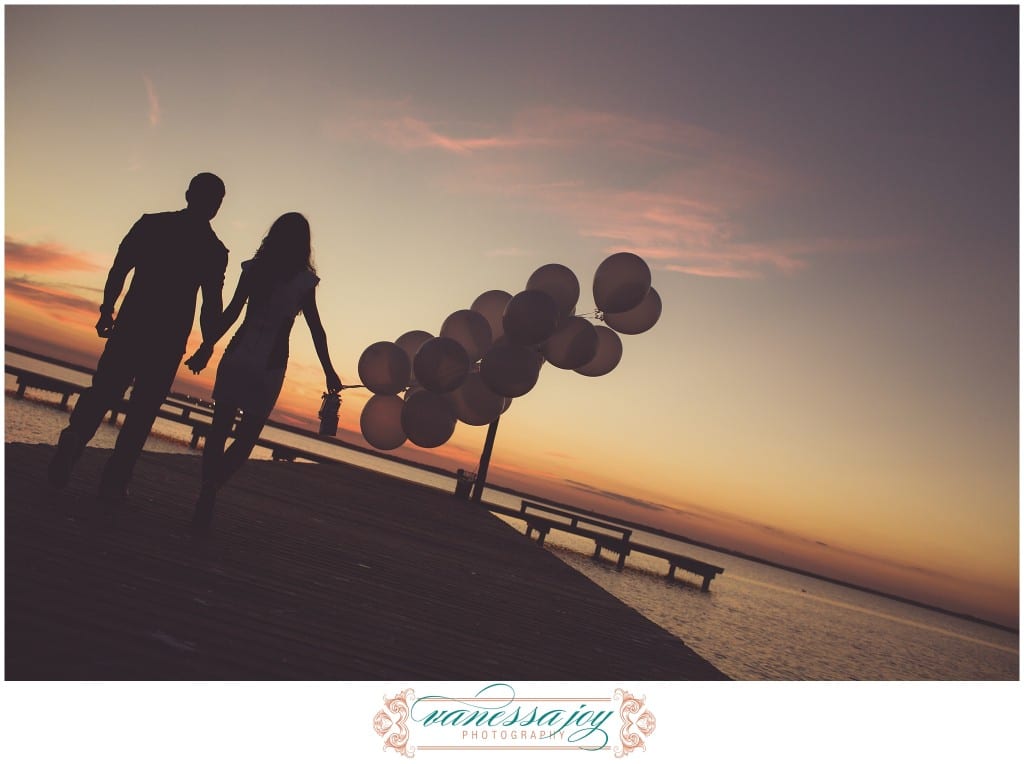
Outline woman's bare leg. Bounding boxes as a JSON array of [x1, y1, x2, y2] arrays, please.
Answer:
[[191, 402, 238, 534], [217, 406, 270, 486], [201, 401, 237, 484]]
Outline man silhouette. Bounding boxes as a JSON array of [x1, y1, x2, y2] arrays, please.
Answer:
[[48, 172, 229, 499]]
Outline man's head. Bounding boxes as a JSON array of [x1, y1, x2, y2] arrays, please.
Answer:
[[185, 172, 226, 220]]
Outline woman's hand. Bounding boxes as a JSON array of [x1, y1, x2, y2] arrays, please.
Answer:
[[325, 368, 342, 394], [186, 343, 214, 374]]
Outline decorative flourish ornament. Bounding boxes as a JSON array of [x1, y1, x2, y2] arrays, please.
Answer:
[[373, 688, 416, 758], [613, 688, 657, 758]]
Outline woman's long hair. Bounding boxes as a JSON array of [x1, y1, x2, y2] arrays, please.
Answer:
[[253, 212, 315, 278]]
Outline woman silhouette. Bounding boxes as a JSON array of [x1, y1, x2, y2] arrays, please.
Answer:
[[186, 212, 341, 532]]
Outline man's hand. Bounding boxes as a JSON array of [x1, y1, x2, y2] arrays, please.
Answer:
[[185, 344, 214, 375], [95, 309, 115, 338]]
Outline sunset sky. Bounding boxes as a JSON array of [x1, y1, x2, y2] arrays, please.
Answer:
[[4, 6, 1018, 626]]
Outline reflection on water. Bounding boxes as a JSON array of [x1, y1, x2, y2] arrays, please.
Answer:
[[5, 359, 1019, 680], [520, 523, 1018, 680]]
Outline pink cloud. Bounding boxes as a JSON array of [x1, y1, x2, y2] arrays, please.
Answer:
[[329, 102, 875, 278], [143, 75, 161, 127], [327, 100, 549, 155], [5, 237, 104, 273], [378, 116, 544, 155], [5, 275, 100, 323], [663, 263, 762, 280]]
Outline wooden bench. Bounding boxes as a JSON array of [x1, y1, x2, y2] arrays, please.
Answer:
[[630, 542, 725, 591], [504, 501, 726, 592], [10, 369, 82, 410], [518, 501, 634, 570]]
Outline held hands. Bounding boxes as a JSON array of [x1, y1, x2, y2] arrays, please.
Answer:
[[186, 343, 215, 375], [95, 309, 115, 338], [325, 368, 342, 394]]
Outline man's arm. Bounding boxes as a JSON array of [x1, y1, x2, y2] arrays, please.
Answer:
[[97, 217, 145, 337], [185, 269, 248, 374], [198, 247, 228, 344]]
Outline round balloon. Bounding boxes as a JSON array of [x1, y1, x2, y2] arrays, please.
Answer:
[[526, 264, 580, 318], [593, 251, 651, 314], [470, 290, 512, 344], [440, 309, 493, 362], [447, 372, 507, 426], [542, 316, 600, 370], [603, 287, 662, 335], [480, 342, 543, 397], [360, 394, 407, 450], [413, 337, 470, 393], [395, 330, 433, 367], [358, 341, 411, 395], [502, 289, 560, 346], [401, 389, 456, 448], [574, 325, 623, 377]]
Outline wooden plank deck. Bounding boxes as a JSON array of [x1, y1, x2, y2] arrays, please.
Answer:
[[4, 443, 729, 680]]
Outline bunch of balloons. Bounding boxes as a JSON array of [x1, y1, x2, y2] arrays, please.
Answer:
[[357, 251, 660, 450]]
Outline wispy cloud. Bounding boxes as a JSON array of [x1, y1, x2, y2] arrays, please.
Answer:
[[516, 184, 818, 279], [143, 74, 161, 127], [328, 102, 864, 279], [327, 100, 549, 156], [5, 275, 101, 322], [376, 116, 543, 155], [5, 237, 104, 273], [563, 478, 676, 515]]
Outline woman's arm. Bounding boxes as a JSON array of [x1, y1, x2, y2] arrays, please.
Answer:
[[208, 271, 251, 346], [302, 289, 342, 393]]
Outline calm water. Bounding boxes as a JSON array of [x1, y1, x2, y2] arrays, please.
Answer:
[[4, 353, 1018, 680]]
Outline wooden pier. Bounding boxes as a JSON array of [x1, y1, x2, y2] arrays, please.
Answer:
[[5, 443, 730, 680]]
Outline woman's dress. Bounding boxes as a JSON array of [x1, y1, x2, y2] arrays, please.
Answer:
[[213, 259, 319, 416]]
